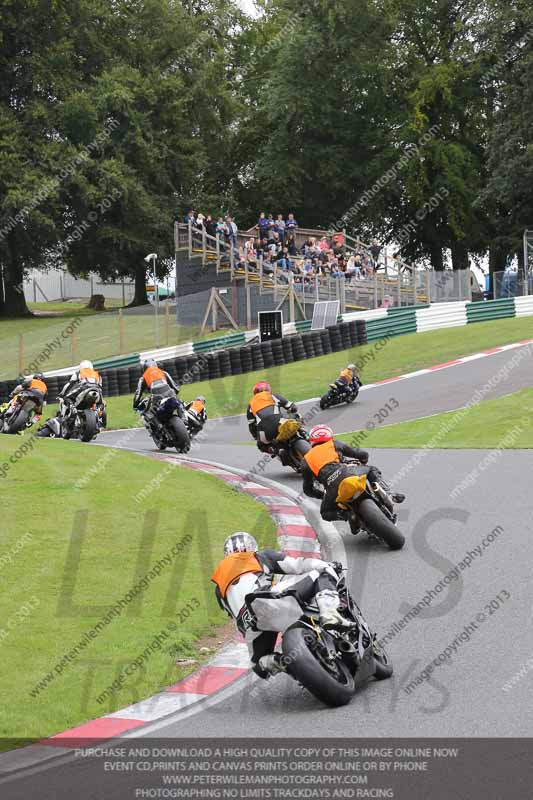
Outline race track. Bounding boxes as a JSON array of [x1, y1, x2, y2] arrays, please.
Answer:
[[94, 343, 533, 738]]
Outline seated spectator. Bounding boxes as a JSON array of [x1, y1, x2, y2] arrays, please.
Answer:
[[319, 236, 330, 251], [287, 234, 298, 256]]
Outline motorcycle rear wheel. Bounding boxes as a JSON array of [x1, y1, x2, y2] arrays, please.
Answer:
[[282, 624, 355, 707], [356, 498, 405, 550], [81, 410, 98, 442], [168, 416, 191, 453]]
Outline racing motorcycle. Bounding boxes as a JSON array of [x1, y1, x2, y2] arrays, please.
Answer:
[[338, 458, 405, 550], [60, 385, 106, 443], [0, 393, 42, 434], [320, 377, 362, 410], [270, 414, 311, 473], [280, 567, 392, 707], [137, 396, 191, 453], [36, 416, 61, 438]]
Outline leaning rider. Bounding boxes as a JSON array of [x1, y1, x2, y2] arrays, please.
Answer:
[[185, 395, 208, 434], [133, 359, 181, 434], [7, 373, 48, 415], [335, 363, 361, 395], [59, 360, 104, 422], [246, 381, 298, 453], [301, 424, 405, 522], [212, 531, 354, 679]]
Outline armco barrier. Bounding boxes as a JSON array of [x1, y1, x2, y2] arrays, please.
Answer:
[[466, 297, 515, 323]]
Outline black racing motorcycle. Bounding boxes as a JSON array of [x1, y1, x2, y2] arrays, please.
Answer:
[[320, 377, 362, 410], [271, 415, 311, 473], [339, 458, 405, 550], [60, 385, 105, 442], [280, 568, 392, 707], [0, 392, 42, 434], [138, 396, 191, 453]]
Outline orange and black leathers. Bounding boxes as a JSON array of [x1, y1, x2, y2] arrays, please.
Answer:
[[133, 368, 180, 408], [246, 391, 294, 443], [11, 377, 48, 410], [302, 440, 370, 520]]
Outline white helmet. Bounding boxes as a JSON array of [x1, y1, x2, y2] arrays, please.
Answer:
[[223, 532, 258, 556], [347, 363, 355, 371], [80, 360, 93, 370]]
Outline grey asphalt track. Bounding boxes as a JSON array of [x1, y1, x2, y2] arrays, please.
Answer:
[[3, 343, 533, 800], [95, 343, 533, 737]]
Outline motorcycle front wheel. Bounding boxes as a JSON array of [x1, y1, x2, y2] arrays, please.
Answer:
[[5, 409, 28, 434], [282, 624, 355, 707]]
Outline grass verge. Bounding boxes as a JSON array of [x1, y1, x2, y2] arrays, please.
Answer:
[[338, 388, 533, 449], [0, 435, 275, 746]]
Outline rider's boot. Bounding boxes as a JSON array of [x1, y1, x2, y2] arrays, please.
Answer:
[[316, 590, 356, 631]]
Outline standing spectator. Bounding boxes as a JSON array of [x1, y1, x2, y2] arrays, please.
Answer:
[[370, 238, 382, 268], [258, 212, 269, 240], [196, 212, 205, 227], [184, 209, 195, 225], [286, 213, 298, 232], [276, 214, 286, 244], [205, 214, 216, 238], [266, 213, 276, 238], [226, 216, 238, 248]]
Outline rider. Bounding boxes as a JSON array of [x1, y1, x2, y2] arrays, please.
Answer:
[[302, 424, 405, 522], [212, 531, 354, 679], [133, 359, 181, 434], [7, 373, 48, 414], [334, 363, 361, 395], [185, 395, 207, 434], [59, 360, 105, 422], [246, 381, 298, 453]]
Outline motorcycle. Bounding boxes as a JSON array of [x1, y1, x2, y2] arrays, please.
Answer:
[[60, 385, 105, 443], [0, 393, 42, 434], [184, 404, 207, 439], [36, 416, 62, 438], [279, 568, 392, 707], [138, 396, 191, 453], [271, 414, 311, 473], [338, 458, 405, 550], [320, 378, 362, 410]]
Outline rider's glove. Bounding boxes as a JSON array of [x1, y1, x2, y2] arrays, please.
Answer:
[[329, 561, 345, 576]]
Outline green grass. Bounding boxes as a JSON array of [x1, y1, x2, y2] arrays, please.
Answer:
[[0, 435, 276, 744], [338, 388, 533, 449], [0, 304, 232, 379], [35, 315, 533, 431], [28, 299, 124, 315]]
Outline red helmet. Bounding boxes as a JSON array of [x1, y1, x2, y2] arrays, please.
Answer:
[[253, 381, 271, 394], [309, 424, 334, 446]]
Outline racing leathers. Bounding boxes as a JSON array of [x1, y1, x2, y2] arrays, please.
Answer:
[[133, 366, 181, 435], [301, 439, 375, 522], [335, 367, 361, 395], [185, 399, 207, 435], [5, 376, 48, 415], [59, 368, 104, 420], [212, 549, 346, 677], [246, 390, 297, 452]]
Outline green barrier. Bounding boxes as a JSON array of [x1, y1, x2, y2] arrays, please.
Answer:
[[94, 354, 140, 369], [466, 298, 515, 323], [295, 319, 313, 332], [193, 332, 246, 353]]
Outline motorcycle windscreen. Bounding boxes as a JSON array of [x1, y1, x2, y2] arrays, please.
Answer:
[[249, 595, 303, 632]]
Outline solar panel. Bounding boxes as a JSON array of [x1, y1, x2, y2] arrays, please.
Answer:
[[311, 300, 340, 330]]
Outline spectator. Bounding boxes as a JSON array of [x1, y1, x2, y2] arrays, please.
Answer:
[[226, 215, 238, 248], [286, 213, 298, 231], [184, 209, 196, 225], [276, 214, 286, 243], [287, 234, 298, 256], [196, 212, 205, 227], [266, 213, 275, 237], [258, 212, 269, 240], [370, 238, 382, 268], [319, 236, 330, 251], [216, 216, 227, 239], [205, 214, 216, 238]]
